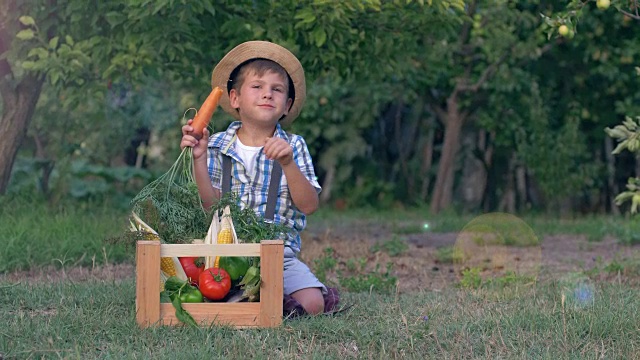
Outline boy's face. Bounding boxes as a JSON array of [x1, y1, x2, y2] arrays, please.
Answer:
[[229, 70, 293, 126]]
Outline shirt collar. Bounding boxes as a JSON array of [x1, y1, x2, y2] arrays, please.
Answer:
[[214, 121, 289, 157]]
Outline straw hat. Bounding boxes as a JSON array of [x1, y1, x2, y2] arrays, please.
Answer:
[[211, 41, 306, 126]]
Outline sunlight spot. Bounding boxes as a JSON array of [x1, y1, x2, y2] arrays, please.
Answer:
[[453, 213, 542, 284], [560, 273, 595, 309]]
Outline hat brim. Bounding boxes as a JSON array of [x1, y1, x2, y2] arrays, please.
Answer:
[[211, 41, 306, 127]]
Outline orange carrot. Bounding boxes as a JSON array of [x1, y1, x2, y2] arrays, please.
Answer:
[[192, 86, 224, 140]]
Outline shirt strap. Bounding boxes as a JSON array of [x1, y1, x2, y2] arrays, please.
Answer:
[[265, 161, 282, 221], [222, 154, 232, 195], [221, 154, 282, 222], [221, 133, 237, 195]]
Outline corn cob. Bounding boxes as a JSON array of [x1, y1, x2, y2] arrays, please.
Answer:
[[161, 257, 178, 276], [214, 217, 233, 267], [130, 212, 187, 282], [160, 273, 167, 291], [205, 206, 237, 269]]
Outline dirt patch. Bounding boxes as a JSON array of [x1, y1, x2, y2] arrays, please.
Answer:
[[0, 263, 134, 284], [2, 225, 639, 292], [298, 224, 640, 292]]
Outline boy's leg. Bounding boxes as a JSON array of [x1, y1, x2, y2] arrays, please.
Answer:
[[290, 287, 324, 315], [283, 246, 328, 315]]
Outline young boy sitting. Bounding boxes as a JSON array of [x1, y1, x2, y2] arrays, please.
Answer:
[[180, 41, 337, 316]]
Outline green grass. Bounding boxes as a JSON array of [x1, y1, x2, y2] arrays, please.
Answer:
[[1, 279, 638, 359], [3, 197, 637, 274], [0, 197, 131, 272], [312, 207, 640, 244], [312, 206, 475, 233], [370, 236, 409, 257], [1, 197, 639, 358]]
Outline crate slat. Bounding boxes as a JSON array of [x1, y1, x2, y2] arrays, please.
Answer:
[[135, 241, 161, 327], [160, 243, 261, 257], [160, 303, 261, 327], [259, 241, 284, 327]]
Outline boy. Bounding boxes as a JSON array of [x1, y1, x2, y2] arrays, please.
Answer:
[[180, 41, 336, 316]]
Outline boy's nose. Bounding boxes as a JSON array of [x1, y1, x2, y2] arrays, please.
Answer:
[[262, 90, 273, 99]]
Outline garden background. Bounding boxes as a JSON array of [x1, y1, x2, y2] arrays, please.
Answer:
[[1, 1, 639, 358]]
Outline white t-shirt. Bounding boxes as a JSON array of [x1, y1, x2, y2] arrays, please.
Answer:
[[235, 137, 263, 175]]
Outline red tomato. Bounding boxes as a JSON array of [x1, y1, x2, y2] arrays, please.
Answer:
[[179, 257, 204, 285], [198, 267, 232, 301]]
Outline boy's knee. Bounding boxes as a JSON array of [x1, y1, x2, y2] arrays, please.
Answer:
[[291, 288, 325, 315]]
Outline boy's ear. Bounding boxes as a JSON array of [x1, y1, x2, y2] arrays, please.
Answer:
[[283, 98, 293, 115], [229, 88, 240, 109]]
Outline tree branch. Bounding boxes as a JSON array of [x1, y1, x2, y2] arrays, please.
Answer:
[[619, 8, 640, 20], [457, 0, 478, 48], [0, 0, 17, 110], [424, 89, 449, 124], [456, 50, 510, 93]]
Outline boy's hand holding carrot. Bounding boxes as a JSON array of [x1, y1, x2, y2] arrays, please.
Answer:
[[181, 120, 210, 162], [180, 86, 223, 161]]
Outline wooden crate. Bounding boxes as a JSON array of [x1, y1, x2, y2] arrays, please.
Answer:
[[135, 240, 283, 328]]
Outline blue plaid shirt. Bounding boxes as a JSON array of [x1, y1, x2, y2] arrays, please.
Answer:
[[207, 121, 321, 252]]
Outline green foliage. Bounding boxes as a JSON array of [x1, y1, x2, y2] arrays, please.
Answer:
[[605, 116, 640, 214], [4, 0, 640, 215], [9, 157, 152, 207], [459, 267, 482, 289], [484, 271, 536, 289], [608, 220, 640, 245], [370, 236, 408, 257], [338, 262, 397, 294], [130, 149, 211, 244], [584, 256, 640, 277], [459, 268, 535, 290], [312, 247, 338, 284], [607, 116, 640, 154], [209, 193, 293, 243], [435, 246, 464, 264], [311, 246, 397, 293], [604, 259, 625, 274]]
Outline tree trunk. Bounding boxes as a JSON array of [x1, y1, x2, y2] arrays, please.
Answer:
[[319, 163, 335, 205], [498, 153, 516, 213], [0, 74, 45, 194], [33, 132, 55, 197], [0, 0, 47, 194], [516, 165, 527, 211], [460, 131, 482, 211], [419, 117, 436, 201], [429, 97, 465, 214], [604, 136, 619, 215]]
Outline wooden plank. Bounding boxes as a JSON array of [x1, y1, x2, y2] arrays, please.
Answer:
[[136, 241, 161, 328], [259, 240, 284, 327], [160, 243, 261, 257], [160, 303, 261, 327]]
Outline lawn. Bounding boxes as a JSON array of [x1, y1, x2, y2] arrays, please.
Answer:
[[1, 278, 638, 358], [1, 198, 639, 358]]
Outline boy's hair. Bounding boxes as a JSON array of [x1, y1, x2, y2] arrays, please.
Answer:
[[229, 59, 295, 103]]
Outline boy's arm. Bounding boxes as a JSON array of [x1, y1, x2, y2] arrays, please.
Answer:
[[280, 161, 319, 215], [264, 137, 319, 215], [181, 124, 220, 210], [193, 157, 220, 210]]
